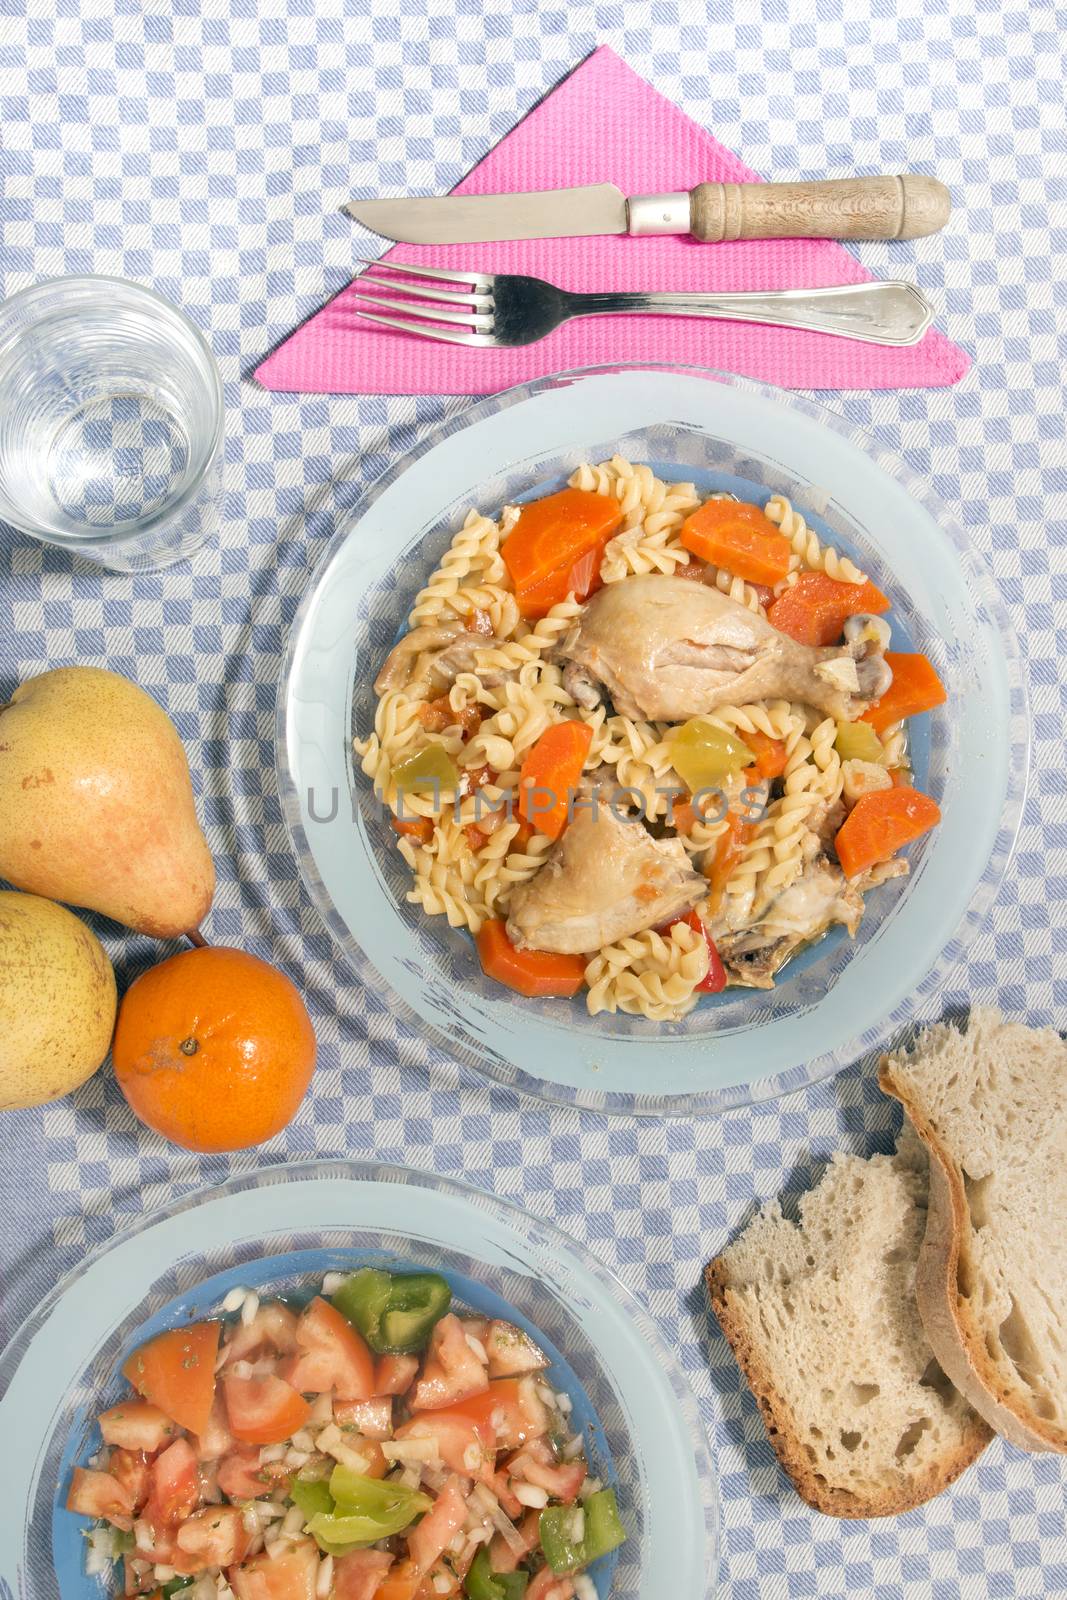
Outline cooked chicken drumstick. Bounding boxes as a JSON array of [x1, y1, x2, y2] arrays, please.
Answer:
[[556, 574, 892, 723]]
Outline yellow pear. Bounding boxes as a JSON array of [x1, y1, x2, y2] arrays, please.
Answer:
[[0, 667, 215, 938], [0, 892, 117, 1110]]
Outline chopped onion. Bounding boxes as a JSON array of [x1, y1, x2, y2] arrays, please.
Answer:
[[469, 1484, 527, 1556], [381, 1438, 440, 1465], [514, 1483, 549, 1509], [308, 1394, 334, 1427], [222, 1288, 248, 1314], [259, 1443, 287, 1464], [316, 1555, 334, 1598], [465, 1333, 489, 1364], [322, 1272, 347, 1295], [574, 1578, 598, 1600], [562, 1432, 585, 1461], [578, 1476, 602, 1500], [229, 1359, 254, 1380], [240, 1291, 261, 1326]]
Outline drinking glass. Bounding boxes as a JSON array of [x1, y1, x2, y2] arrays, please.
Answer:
[[0, 276, 224, 572]]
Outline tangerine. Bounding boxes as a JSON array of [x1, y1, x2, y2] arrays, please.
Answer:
[[112, 946, 317, 1152]]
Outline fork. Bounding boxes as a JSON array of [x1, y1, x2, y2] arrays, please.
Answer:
[[350, 260, 934, 348]]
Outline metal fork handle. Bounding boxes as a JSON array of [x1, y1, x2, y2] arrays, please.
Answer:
[[565, 281, 934, 346]]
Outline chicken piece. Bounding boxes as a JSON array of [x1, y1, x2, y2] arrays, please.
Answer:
[[505, 802, 706, 955], [713, 853, 908, 987], [714, 855, 864, 988], [557, 574, 891, 723], [375, 623, 499, 697]]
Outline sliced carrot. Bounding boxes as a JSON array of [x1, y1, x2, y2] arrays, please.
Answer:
[[476, 920, 586, 999], [860, 651, 947, 734], [766, 571, 891, 645], [391, 816, 432, 845], [703, 812, 756, 913], [503, 489, 622, 618], [680, 500, 792, 587], [834, 785, 941, 878], [517, 720, 594, 840], [742, 730, 788, 779]]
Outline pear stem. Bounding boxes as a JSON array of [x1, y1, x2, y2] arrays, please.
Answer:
[[185, 927, 209, 949]]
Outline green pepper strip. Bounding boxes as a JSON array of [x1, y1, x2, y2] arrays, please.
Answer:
[[290, 1475, 335, 1520], [333, 1267, 452, 1354], [539, 1488, 626, 1576], [324, 1464, 431, 1538], [464, 1546, 530, 1600]]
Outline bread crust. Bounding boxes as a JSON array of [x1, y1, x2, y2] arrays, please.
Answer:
[[880, 1054, 1067, 1454], [705, 1257, 990, 1517]]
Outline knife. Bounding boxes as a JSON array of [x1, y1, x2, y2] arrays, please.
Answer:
[[346, 176, 951, 245]]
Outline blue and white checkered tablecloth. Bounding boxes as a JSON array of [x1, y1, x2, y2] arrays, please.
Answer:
[[1, 0, 1065, 1592]]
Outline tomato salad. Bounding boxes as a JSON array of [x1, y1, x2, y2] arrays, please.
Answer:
[[66, 1268, 625, 1600]]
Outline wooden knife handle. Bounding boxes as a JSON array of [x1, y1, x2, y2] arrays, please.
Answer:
[[689, 176, 951, 242]]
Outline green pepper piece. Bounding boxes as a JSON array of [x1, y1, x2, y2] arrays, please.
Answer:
[[464, 1547, 530, 1599], [377, 1271, 452, 1353], [334, 1268, 452, 1354], [290, 1475, 335, 1520], [326, 1465, 431, 1537], [161, 1583, 194, 1599], [540, 1488, 626, 1576], [392, 742, 459, 794], [332, 1268, 393, 1350], [833, 719, 885, 765], [580, 1488, 626, 1562], [539, 1504, 586, 1576], [668, 717, 754, 794]]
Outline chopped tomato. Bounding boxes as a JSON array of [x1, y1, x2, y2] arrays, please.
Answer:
[[375, 1561, 421, 1600], [334, 1395, 393, 1439], [476, 921, 587, 1001], [507, 1437, 586, 1503], [446, 1376, 548, 1452], [485, 1320, 549, 1379], [391, 815, 433, 845], [222, 1303, 299, 1366], [175, 1504, 250, 1569], [464, 822, 490, 851], [396, 1407, 491, 1476], [489, 1509, 542, 1574], [375, 1352, 420, 1396], [193, 1393, 234, 1461], [283, 1296, 376, 1401], [229, 1538, 320, 1600], [407, 1474, 469, 1575], [216, 1446, 276, 1501], [527, 1573, 575, 1600], [121, 1322, 220, 1438], [659, 910, 726, 994], [333, 1550, 395, 1600], [66, 1466, 133, 1526], [502, 489, 622, 618], [98, 1400, 177, 1456], [223, 1373, 311, 1445], [144, 1437, 200, 1529], [410, 1313, 489, 1411], [465, 607, 493, 639], [767, 572, 890, 646], [108, 1448, 151, 1513]]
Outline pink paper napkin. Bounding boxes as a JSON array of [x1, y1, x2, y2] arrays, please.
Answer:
[[256, 47, 968, 395]]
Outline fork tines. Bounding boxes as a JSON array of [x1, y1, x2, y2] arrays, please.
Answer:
[[350, 260, 496, 345]]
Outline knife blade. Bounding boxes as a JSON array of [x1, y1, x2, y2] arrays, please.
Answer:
[[346, 184, 631, 245], [345, 177, 951, 245]]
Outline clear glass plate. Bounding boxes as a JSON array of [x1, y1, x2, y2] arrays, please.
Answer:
[[277, 365, 1028, 1116], [0, 1161, 717, 1600]]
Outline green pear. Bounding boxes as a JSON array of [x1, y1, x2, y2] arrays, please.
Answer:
[[0, 667, 215, 939], [0, 892, 117, 1110]]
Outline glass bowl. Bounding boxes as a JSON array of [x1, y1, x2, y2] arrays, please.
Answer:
[[0, 1160, 717, 1600], [277, 365, 1028, 1116]]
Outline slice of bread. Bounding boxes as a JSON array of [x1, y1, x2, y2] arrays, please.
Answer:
[[880, 1007, 1067, 1454], [706, 1130, 990, 1517]]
